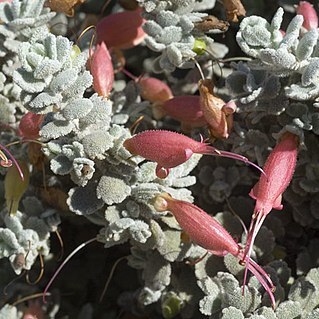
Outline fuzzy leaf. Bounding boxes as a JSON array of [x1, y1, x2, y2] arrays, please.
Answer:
[[275, 300, 302, 318], [81, 131, 114, 159], [62, 98, 93, 120], [221, 306, 245, 319], [96, 176, 131, 205], [67, 182, 104, 215]]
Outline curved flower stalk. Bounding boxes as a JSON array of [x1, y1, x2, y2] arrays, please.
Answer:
[[152, 193, 276, 308]]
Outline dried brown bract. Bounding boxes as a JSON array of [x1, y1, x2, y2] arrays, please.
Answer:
[[222, 0, 246, 22], [198, 79, 235, 140], [46, 0, 85, 16], [194, 15, 230, 33]]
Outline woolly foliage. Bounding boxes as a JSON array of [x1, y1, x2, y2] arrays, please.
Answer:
[[137, 0, 228, 72]]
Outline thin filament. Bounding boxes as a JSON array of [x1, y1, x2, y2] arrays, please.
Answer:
[[242, 212, 267, 291], [224, 196, 247, 235], [26, 254, 44, 285], [99, 256, 127, 302], [249, 258, 274, 289], [192, 58, 205, 80], [246, 261, 276, 308], [43, 237, 97, 303], [55, 230, 64, 262]]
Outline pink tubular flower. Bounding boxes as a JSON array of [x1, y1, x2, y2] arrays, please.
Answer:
[[296, 1, 318, 30], [153, 193, 276, 307], [199, 79, 236, 139], [242, 132, 299, 288], [96, 9, 146, 49], [153, 96, 207, 132], [18, 112, 44, 140], [123, 130, 264, 178], [89, 41, 114, 98], [138, 77, 173, 103]]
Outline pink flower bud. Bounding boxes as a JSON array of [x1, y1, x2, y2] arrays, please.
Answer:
[[296, 1, 318, 30], [96, 9, 146, 49], [18, 112, 44, 140], [123, 130, 264, 178], [153, 96, 207, 131], [138, 77, 173, 103], [89, 41, 114, 98], [153, 193, 276, 307]]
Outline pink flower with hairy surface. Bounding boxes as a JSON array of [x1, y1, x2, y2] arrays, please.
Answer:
[[18, 112, 44, 140], [138, 77, 173, 103], [96, 8, 146, 49], [242, 132, 299, 290], [153, 95, 207, 132], [89, 41, 114, 98], [123, 130, 264, 178], [296, 1, 318, 30], [153, 193, 276, 308]]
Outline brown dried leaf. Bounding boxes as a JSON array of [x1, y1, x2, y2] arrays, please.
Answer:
[[199, 79, 232, 140], [194, 15, 229, 33], [27, 143, 47, 171], [40, 187, 70, 212], [46, 0, 85, 16], [222, 0, 246, 22], [111, 48, 126, 73]]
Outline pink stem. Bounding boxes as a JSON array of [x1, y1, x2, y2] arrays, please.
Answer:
[[121, 68, 138, 81]]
